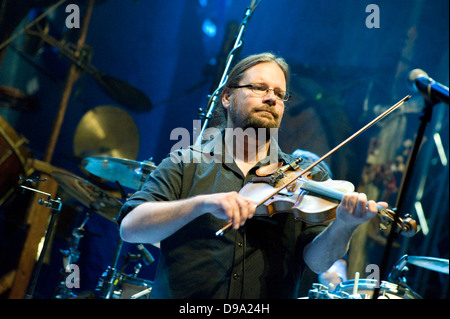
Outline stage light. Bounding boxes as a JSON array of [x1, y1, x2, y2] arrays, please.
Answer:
[[414, 201, 429, 236], [433, 133, 448, 166], [202, 18, 217, 38]]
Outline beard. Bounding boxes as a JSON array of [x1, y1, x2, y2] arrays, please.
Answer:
[[229, 106, 281, 140], [242, 110, 279, 129], [228, 97, 281, 127]]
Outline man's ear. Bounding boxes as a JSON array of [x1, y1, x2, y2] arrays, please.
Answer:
[[221, 88, 231, 110]]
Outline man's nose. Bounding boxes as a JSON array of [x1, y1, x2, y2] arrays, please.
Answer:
[[262, 90, 277, 106]]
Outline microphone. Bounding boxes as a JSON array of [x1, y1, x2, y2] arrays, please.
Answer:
[[388, 255, 409, 283], [136, 244, 155, 266], [408, 69, 449, 105]]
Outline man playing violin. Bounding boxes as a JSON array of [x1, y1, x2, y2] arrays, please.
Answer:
[[118, 52, 386, 298]]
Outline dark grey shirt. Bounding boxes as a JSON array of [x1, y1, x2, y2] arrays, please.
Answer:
[[118, 133, 330, 299]]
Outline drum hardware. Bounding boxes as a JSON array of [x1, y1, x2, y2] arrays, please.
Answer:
[[95, 236, 124, 299], [307, 278, 422, 300], [307, 264, 423, 299], [49, 169, 130, 298], [54, 210, 94, 299], [130, 287, 152, 299], [19, 178, 63, 212], [17, 178, 63, 299], [307, 272, 363, 299], [389, 254, 449, 285], [95, 241, 153, 299], [79, 155, 156, 299], [308, 283, 345, 299], [136, 243, 155, 266], [336, 279, 422, 299], [406, 255, 449, 274]]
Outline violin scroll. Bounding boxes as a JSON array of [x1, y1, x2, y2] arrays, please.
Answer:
[[378, 208, 417, 237]]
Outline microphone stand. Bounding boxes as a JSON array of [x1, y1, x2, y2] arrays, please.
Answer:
[[373, 95, 445, 298], [194, 0, 262, 145]]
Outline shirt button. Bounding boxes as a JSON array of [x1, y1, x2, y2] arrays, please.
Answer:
[[237, 242, 243, 247], [233, 273, 240, 280]]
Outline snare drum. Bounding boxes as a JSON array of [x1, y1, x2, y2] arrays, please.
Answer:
[[115, 274, 153, 299], [96, 267, 153, 299], [336, 279, 422, 299], [0, 115, 33, 204]]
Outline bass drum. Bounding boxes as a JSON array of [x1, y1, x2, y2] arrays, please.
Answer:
[[336, 279, 422, 299], [0, 115, 33, 205]]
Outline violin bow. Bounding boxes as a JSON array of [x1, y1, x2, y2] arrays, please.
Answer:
[[216, 95, 411, 236]]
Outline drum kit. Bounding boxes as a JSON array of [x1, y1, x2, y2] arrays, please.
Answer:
[[0, 80, 157, 297], [6, 149, 157, 298], [46, 156, 158, 299], [306, 255, 449, 299]]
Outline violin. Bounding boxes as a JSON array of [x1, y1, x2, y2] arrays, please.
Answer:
[[216, 159, 417, 236], [215, 95, 417, 237]]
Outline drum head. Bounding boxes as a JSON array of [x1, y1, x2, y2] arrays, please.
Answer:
[[336, 279, 422, 299]]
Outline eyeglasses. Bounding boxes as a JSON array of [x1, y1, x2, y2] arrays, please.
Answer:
[[229, 83, 290, 102]]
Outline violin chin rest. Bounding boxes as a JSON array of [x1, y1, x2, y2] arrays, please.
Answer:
[[255, 162, 283, 176]]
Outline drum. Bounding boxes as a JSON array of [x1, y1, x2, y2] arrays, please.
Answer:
[[0, 115, 33, 204], [115, 274, 153, 299], [96, 267, 153, 299], [336, 279, 422, 299]]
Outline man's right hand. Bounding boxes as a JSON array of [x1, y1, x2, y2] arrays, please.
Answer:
[[199, 192, 256, 230]]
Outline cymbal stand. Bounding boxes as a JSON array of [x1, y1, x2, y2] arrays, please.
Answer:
[[54, 211, 92, 299], [18, 182, 62, 299], [96, 176, 152, 298], [95, 238, 124, 299]]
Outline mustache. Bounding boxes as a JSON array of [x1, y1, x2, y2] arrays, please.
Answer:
[[252, 106, 279, 119]]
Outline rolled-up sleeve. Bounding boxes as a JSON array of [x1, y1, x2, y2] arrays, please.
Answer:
[[117, 151, 185, 225]]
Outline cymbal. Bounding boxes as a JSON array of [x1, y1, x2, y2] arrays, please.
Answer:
[[91, 70, 153, 113], [82, 156, 156, 190], [52, 170, 122, 222], [73, 105, 139, 160], [408, 256, 449, 275]]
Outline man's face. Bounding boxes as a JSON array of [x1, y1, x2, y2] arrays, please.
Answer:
[[222, 62, 287, 132]]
